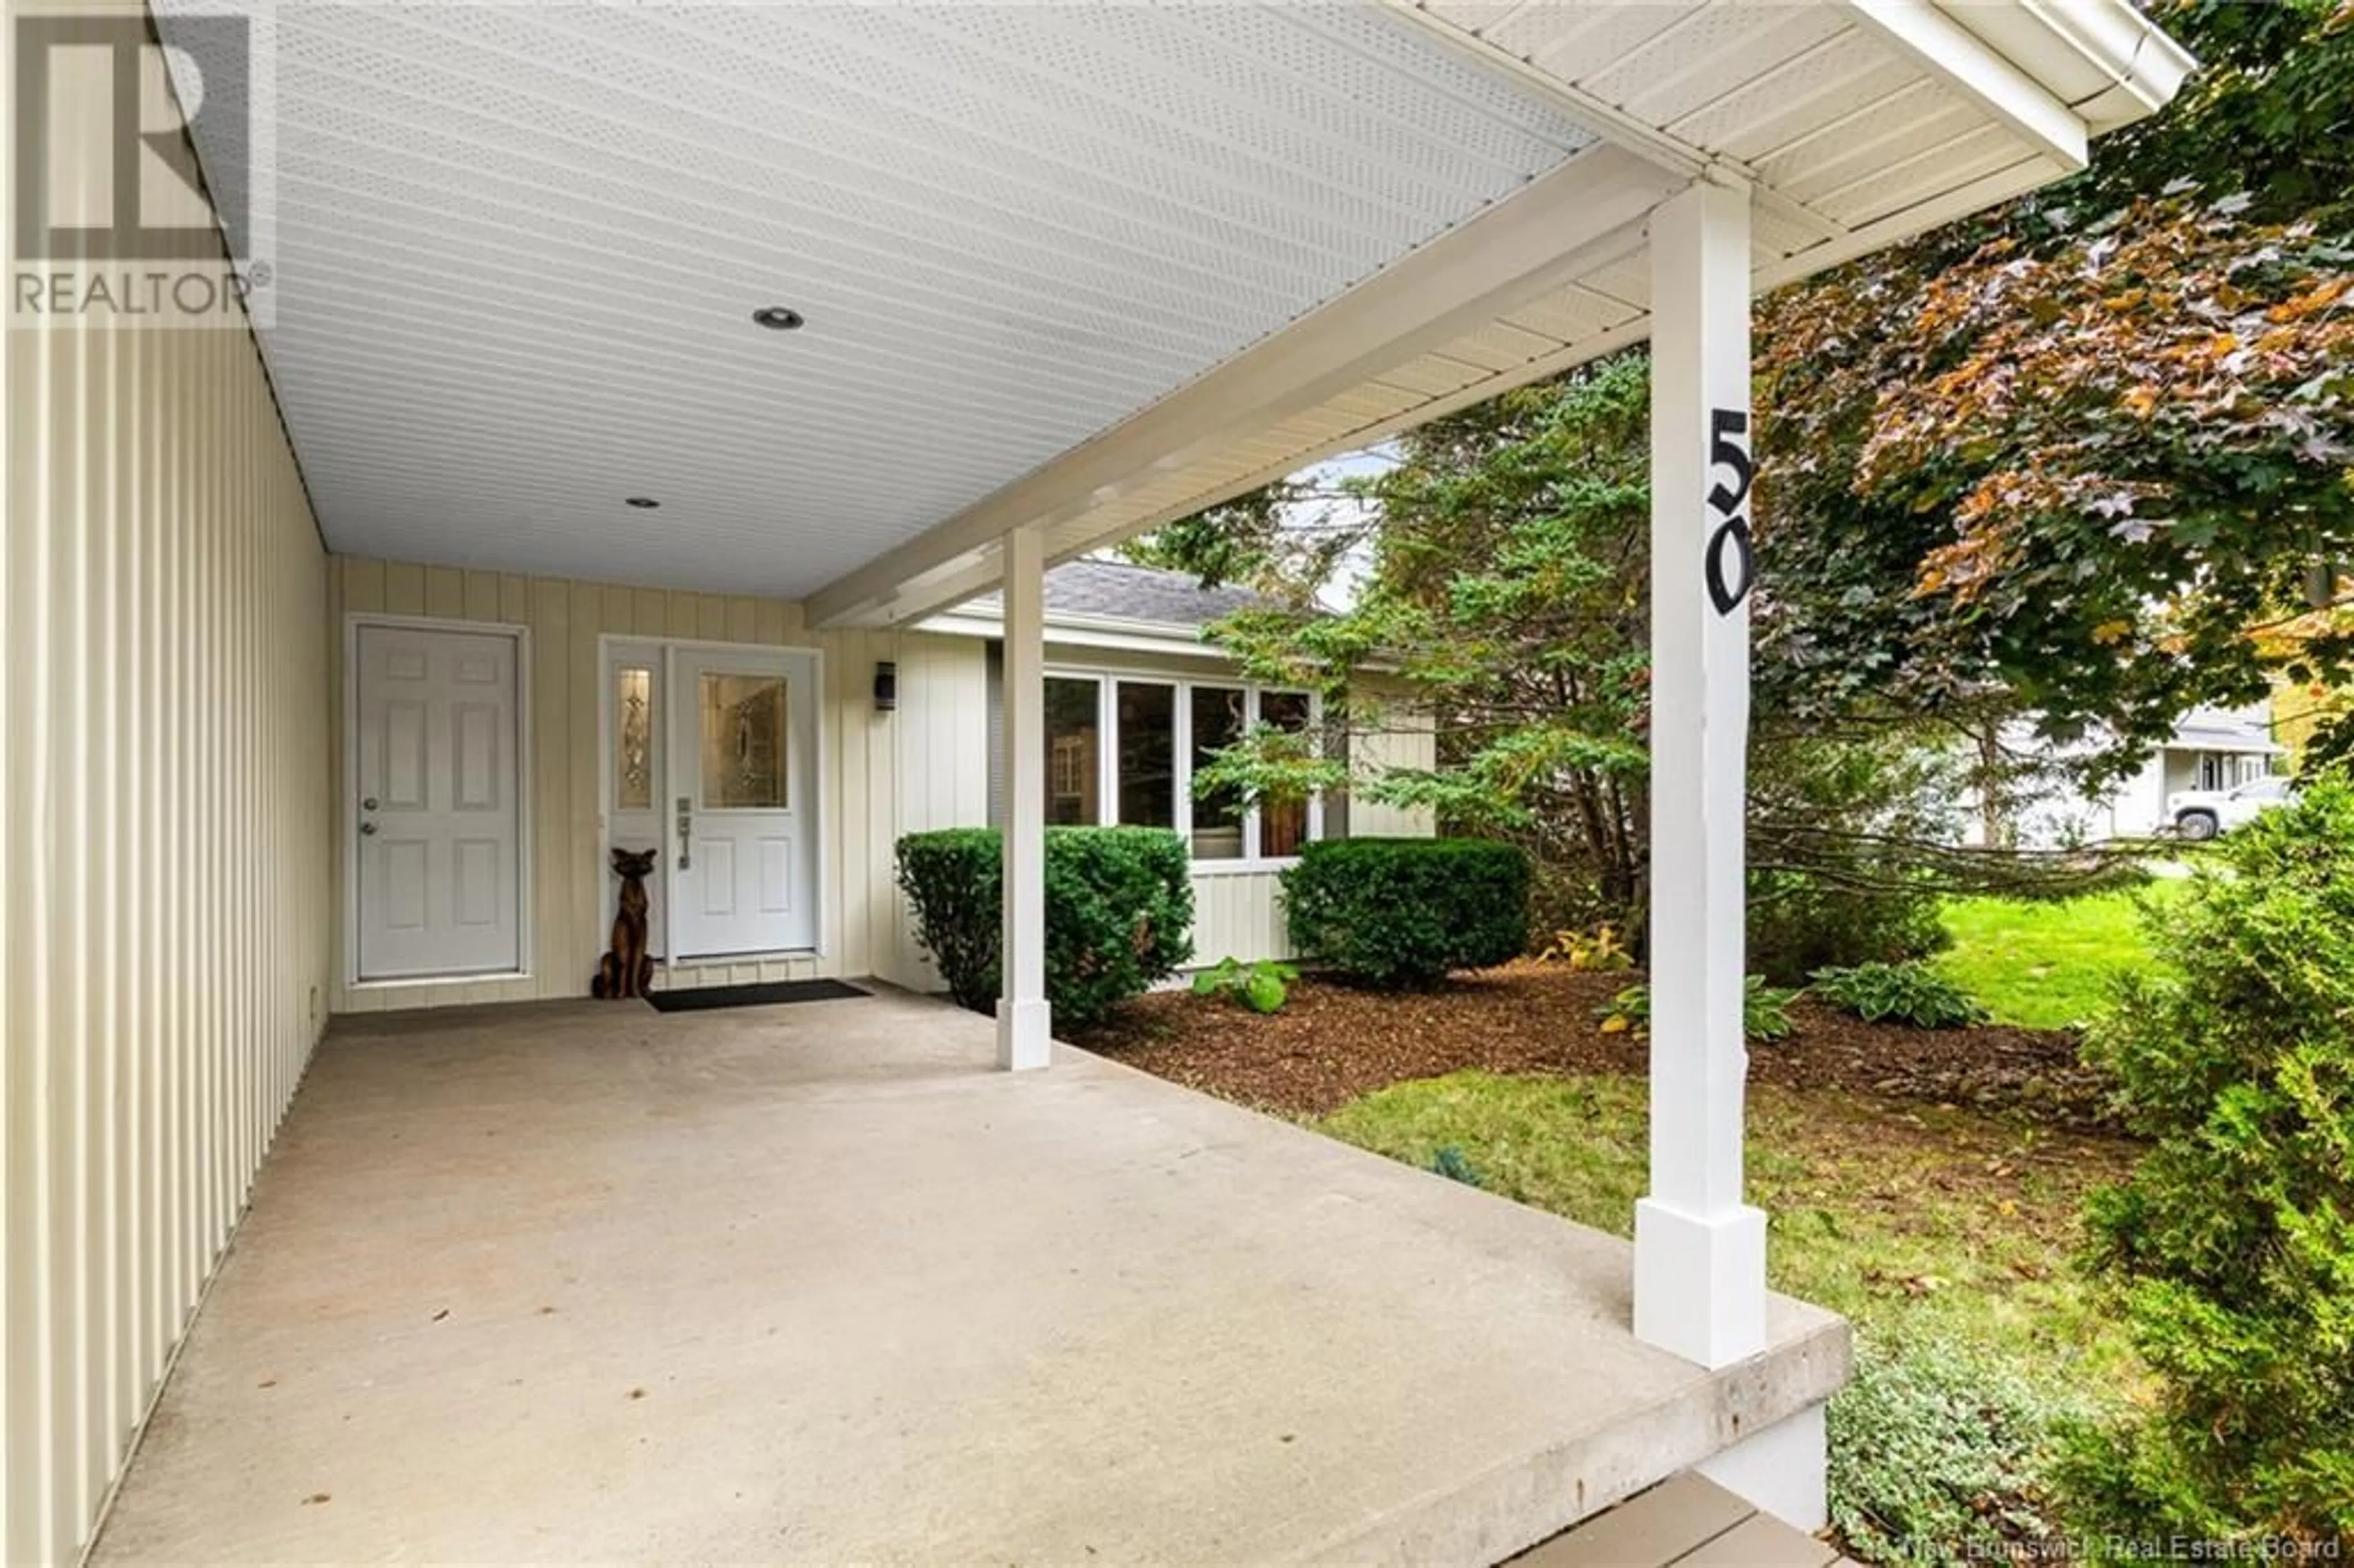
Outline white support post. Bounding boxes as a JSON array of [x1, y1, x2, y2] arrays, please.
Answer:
[[1635, 175, 1767, 1369], [997, 525, 1053, 1071]]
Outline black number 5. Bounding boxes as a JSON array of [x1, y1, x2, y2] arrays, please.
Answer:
[[1707, 408, 1751, 517], [1704, 408, 1753, 615]]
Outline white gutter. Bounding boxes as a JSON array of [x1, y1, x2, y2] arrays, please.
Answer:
[[1945, 0, 2198, 134], [918, 607, 1239, 662], [921, 605, 1406, 676]]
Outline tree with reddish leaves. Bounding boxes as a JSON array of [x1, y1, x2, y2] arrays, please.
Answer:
[[1138, 0, 2354, 899], [1752, 0, 2354, 784]]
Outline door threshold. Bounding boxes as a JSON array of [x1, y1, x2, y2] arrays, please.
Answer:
[[350, 970, 532, 990], [661, 950, 820, 969]]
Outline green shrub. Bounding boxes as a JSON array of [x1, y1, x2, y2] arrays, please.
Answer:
[[1810, 961, 1988, 1029], [1281, 837, 1530, 989], [894, 827, 1194, 1028], [1829, 1336, 2088, 1564], [2066, 776, 2354, 1544], [1192, 956, 1298, 1014], [1595, 976, 1799, 1042], [892, 828, 1000, 1012], [1749, 870, 1952, 987]]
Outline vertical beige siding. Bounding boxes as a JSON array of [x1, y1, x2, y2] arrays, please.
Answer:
[[1349, 696, 1439, 840], [327, 560, 988, 1010], [1, 127, 332, 1568], [879, 635, 992, 989], [1184, 685, 1438, 965], [1192, 872, 1297, 964]]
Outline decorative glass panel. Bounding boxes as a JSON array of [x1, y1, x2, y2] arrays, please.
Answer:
[[1257, 691, 1312, 859], [1189, 686, 1245, 859], [1045, 677, 1101, 825], [614, 666, 653, 811], [699, 673, 788, 810], [1116, 683, 1175, 829]]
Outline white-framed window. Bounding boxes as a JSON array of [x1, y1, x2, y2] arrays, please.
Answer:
[[1041, 666, 1328, 869]]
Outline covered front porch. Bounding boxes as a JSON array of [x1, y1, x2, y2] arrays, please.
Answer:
[[91, 990, 1843, 1564], [6, 1, 2193, 1559]]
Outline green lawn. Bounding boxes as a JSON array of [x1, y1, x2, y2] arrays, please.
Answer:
[[1935, 885, 2182, 1030], [1320, 1070, 2140, 1390]]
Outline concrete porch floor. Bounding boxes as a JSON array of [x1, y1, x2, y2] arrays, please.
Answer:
[[92, 989, 1847, 1565]]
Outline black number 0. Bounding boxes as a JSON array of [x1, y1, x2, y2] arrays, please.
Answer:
[[1705, 408, 1753, 616]]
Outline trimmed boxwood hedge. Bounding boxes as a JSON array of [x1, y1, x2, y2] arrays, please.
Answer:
[[894, 826, 1193, 1028], [1281, 837, 1530, 989]]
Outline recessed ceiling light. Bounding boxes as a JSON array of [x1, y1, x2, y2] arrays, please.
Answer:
[[625, 497, 660, 509], [751, 305, 806, 332]]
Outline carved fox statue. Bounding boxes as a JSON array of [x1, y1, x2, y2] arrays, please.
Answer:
[[592, 846, 659, 999]]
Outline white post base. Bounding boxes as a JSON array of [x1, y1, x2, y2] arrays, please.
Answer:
[[996, 998, 1052, 1072], [1633, 1197, 1767, 1368], [1697, 1401, 1827, 1532]]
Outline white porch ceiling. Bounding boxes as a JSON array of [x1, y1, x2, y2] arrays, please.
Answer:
[[156, 2, 1601, 598], [158, 0, 2188, 622], [801, 0, 2190, 626]]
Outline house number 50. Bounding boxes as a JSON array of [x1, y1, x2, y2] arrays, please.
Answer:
[[1705, 408, 1754, 617]]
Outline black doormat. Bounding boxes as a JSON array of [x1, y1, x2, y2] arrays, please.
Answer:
[[644, 978, 870, 1013]]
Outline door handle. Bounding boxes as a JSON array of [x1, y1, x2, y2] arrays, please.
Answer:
[[676, 796, 692, 870], [362, 797, 379, 811], [360, 821, 378, 836]]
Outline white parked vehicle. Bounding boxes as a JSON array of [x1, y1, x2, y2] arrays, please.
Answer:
[[2167, 774, 2296, 840]]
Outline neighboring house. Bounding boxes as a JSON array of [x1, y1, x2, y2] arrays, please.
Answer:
[[2106, 704, 2287, 839], [1994, 704, 2285, 847]]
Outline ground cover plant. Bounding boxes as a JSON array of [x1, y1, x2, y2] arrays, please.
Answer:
[[1811, 962, 1988, 1030], [1191, 956, 1298, 1015], [1593, 975, 1802, 1043]]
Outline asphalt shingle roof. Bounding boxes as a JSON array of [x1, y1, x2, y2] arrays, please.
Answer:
[[969, 558, 1263, 628]]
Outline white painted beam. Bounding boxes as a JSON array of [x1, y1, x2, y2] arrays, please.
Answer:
[[996, 525, 1051, 1071], [1634, 176, 1767, 1370], [1846, 0, 2090, 171], [806, 149, 1680, 628]]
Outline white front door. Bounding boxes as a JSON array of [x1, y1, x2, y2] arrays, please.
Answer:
[[668, 647, 818, 957], [354, 623, 523, 980]]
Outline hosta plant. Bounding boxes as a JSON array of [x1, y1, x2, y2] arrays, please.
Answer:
[[1810, 961, 1988, 1029], [1596, 976, 1800, 1042], [1537, 923, 1634, 972], [1191, 956, 1300, 1015]]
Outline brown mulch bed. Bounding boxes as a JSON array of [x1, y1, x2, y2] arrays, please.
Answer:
[[1073, 959, 2117, 1127]]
